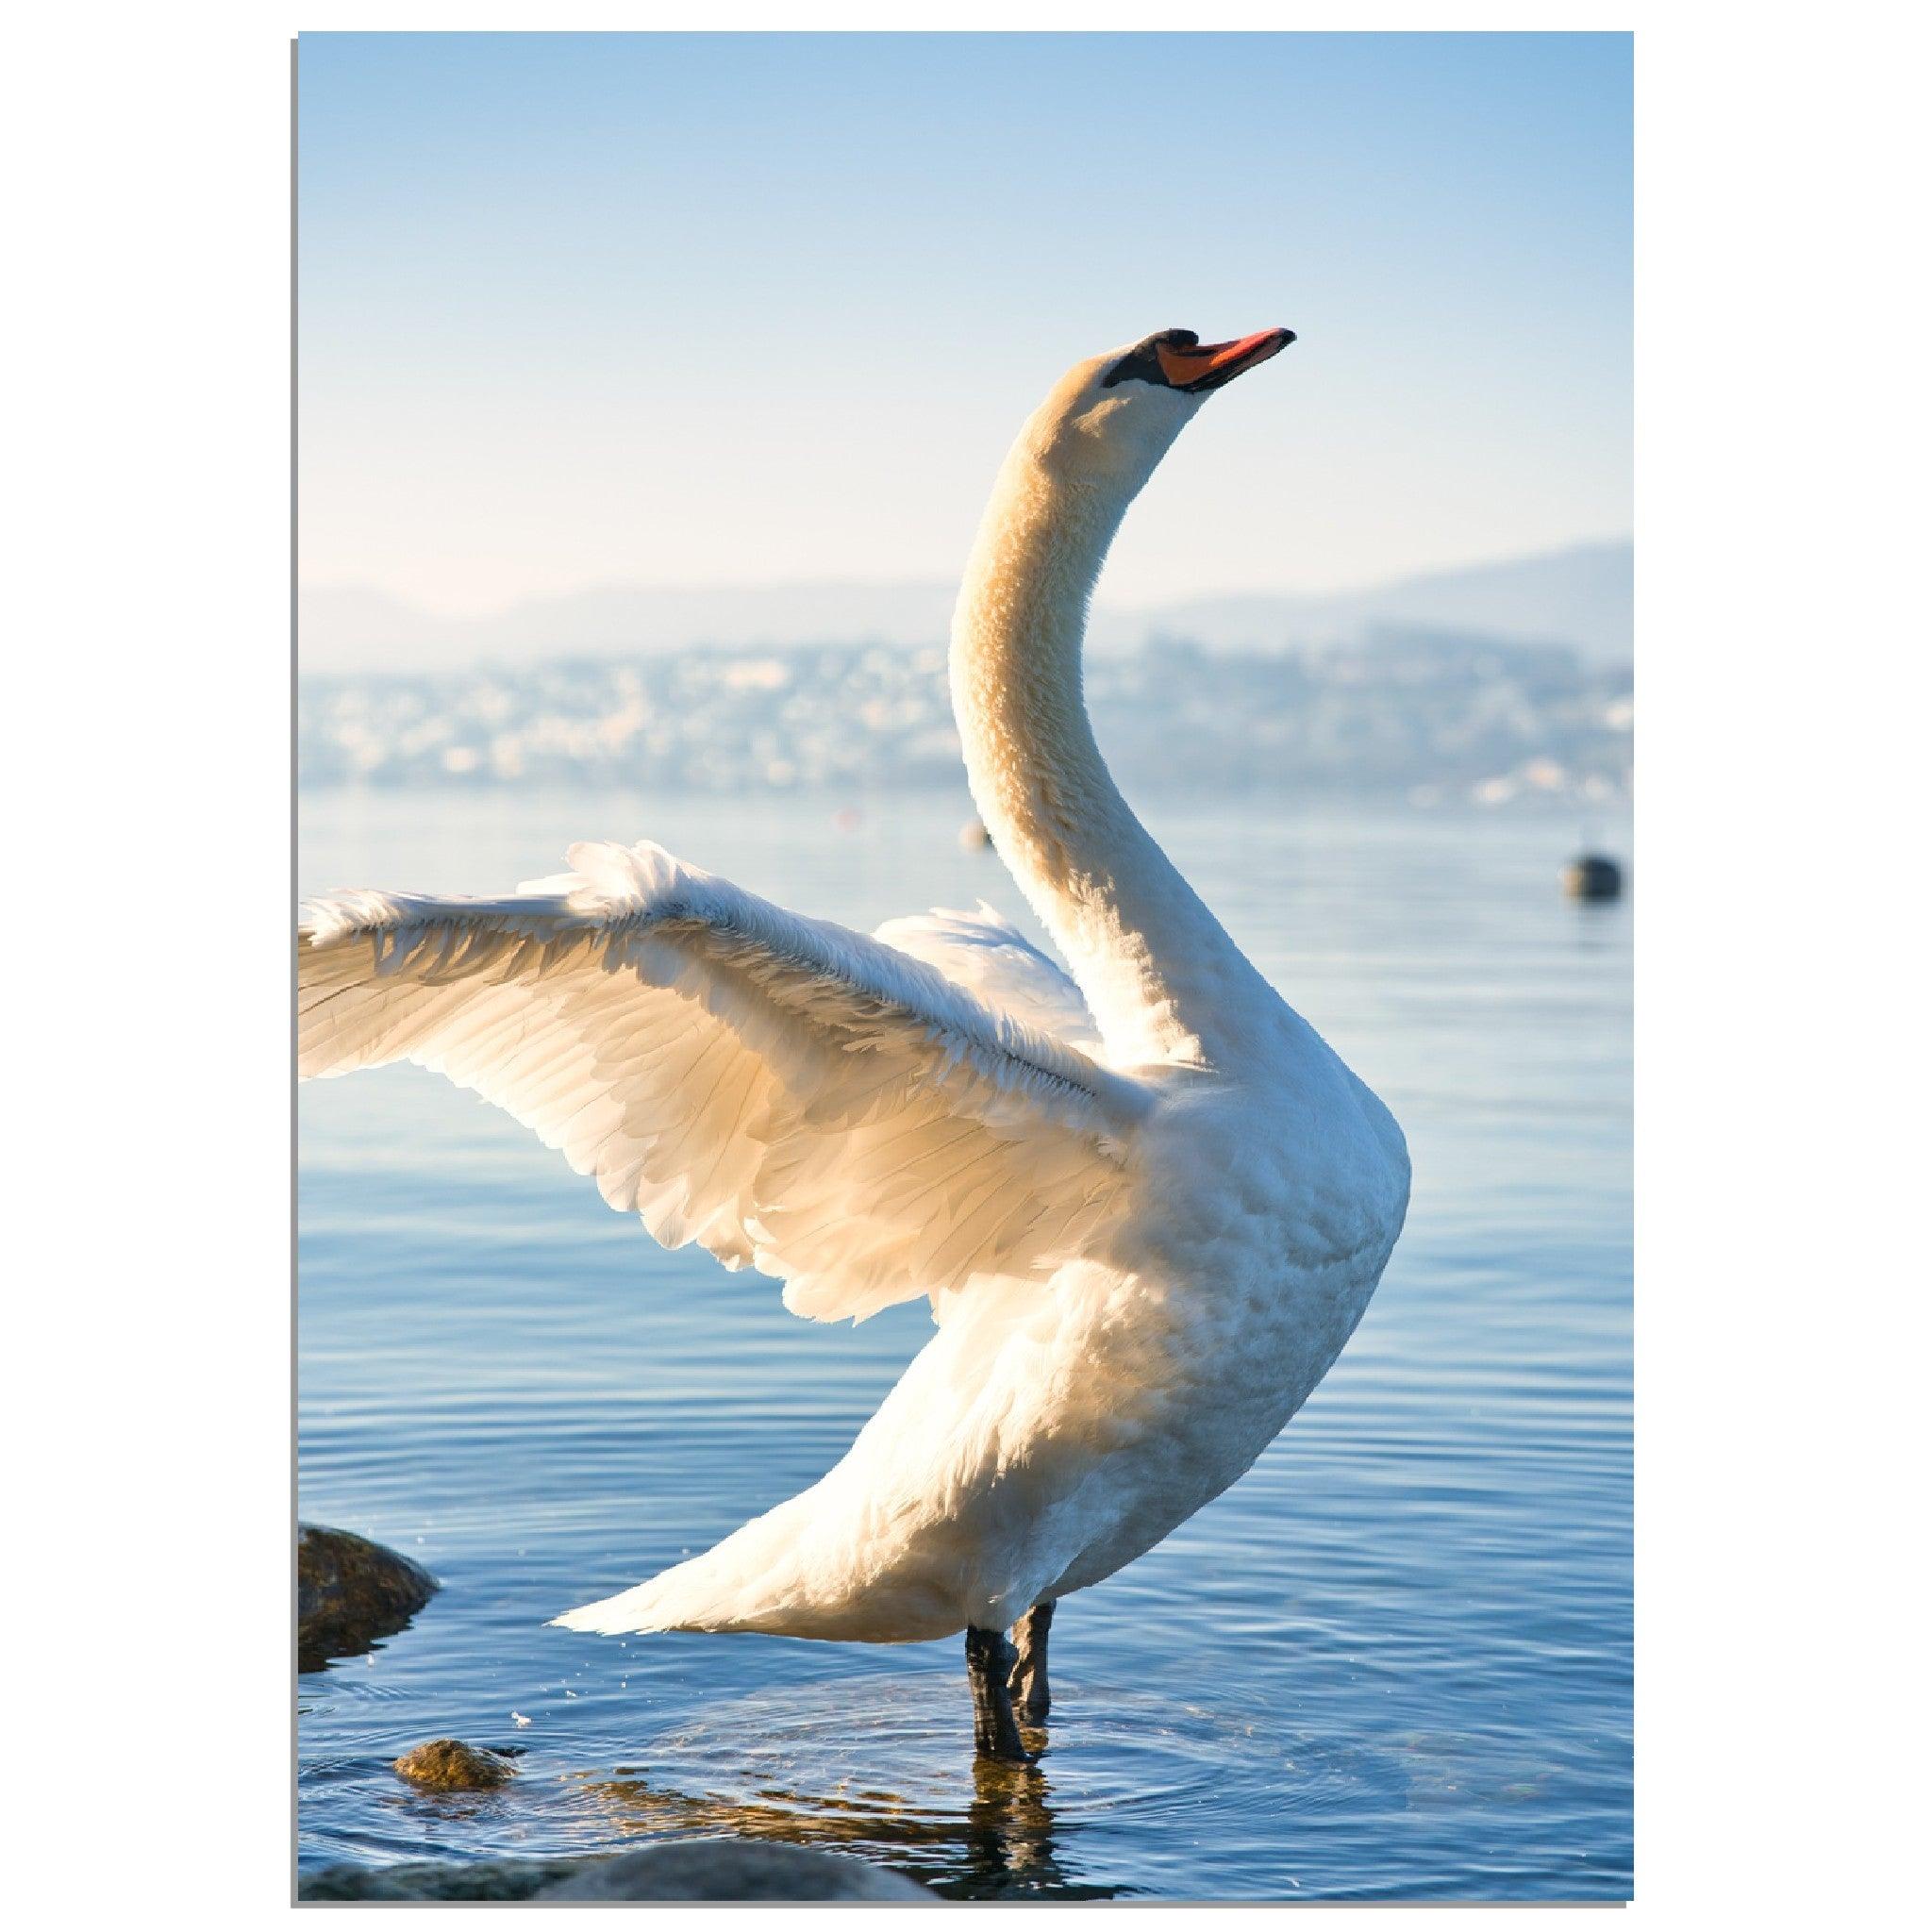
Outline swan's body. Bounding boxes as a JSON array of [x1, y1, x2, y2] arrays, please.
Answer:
[[299, 327, 1408, 1749]]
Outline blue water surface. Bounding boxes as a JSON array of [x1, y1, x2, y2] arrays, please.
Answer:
[[298, 789, 1631, 1901]]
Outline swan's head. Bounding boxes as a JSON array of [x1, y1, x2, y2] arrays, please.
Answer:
[[1022, 326, 1295, 493]]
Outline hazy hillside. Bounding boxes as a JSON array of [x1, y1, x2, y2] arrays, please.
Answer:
[[1147, 541, 1632, 662], [300, 540, 1633, 675]]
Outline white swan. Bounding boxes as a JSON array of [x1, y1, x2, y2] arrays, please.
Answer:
[[299, 326, 1410, 1759]]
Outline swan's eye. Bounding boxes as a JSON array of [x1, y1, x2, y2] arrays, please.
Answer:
[[1100, 330, 1197, 391]]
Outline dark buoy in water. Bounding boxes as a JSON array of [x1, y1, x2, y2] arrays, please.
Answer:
[[1562, 853, 1624, 901]]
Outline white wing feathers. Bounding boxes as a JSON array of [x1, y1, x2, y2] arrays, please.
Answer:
[[299, 840, 1141, 1324], [872, 902, 1101, 1052]]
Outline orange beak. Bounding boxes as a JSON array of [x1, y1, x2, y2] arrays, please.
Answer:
[[1156, 327, 1295, 392]]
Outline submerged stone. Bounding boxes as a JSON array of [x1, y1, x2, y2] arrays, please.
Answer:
[[297, 1523, 438, 1670], [299, 1857, 579, 1902], [298, 1841, 935, 1903], [541, 1840, 936, 1902], [392, 1739, 515, 1790]]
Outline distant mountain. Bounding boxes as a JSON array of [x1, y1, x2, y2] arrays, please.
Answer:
[[299, 539, 1631, 674], [1143, 541, 1633, 663]]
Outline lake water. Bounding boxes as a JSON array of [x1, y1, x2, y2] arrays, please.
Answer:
[[297, 788, 1631, 1902]]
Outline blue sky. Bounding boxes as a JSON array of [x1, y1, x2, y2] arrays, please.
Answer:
[[299, 31, 1630, 617]]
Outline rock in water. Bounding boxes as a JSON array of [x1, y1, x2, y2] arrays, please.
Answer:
[[392, 1739, 515, 1790], [539, 1841, 936, 1902], [299, 1843, 935, 1903], [298, 1523, 438, 1670], [300, 1859, 581, 1902]]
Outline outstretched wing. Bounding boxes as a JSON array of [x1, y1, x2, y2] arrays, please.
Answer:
[[300, 841, 1143, 1324]]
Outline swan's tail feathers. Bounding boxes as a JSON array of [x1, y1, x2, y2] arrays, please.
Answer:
[[547, 1515, 915, 1643], [548, 1586, 675, 1638], [546, 1482, 975, 1644], [549, 1554, 746, 1636]]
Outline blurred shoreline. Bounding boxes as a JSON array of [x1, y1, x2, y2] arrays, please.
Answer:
[[299, 631, 1631, 815]]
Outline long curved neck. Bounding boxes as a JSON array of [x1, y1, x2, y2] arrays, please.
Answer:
[[950, 441, 1266, 1069]]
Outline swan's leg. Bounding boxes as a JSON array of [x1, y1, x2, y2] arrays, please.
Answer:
[[965, 1625, 1031, 1762], [1008, 1599, 1055, 1723]]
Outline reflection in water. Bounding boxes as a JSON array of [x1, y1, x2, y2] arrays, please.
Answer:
[[540, 1675, 1419, 1901], [576, 1755, 1113, 1900], [567, 1687, 1120, 1898]]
